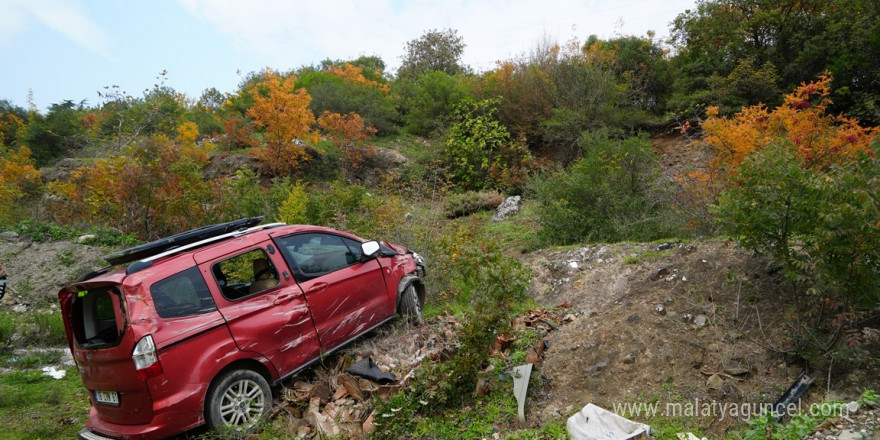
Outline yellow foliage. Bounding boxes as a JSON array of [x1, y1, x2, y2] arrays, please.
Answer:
[[277, 182, 309, 225], [0, 146, 42, 224]]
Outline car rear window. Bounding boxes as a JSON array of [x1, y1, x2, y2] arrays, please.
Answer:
[[71, 287, 126, 349], [150, 267, 217, 318]]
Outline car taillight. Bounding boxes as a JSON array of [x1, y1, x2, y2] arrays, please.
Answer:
[[132, 335, 163, 380]]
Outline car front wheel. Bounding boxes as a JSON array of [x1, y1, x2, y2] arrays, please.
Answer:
[[399, 283, 424, 325], [205, 369, 271, 433]]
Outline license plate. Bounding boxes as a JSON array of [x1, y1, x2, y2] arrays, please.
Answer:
[[94, 390, 119, 406]]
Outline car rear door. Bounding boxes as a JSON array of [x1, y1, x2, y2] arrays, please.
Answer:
[[59, 279, 157, 425], [197, 244, 321, 377], [272, 232, 395, 351]]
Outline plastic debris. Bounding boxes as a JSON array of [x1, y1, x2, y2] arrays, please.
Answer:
[[345, 357, 396, 385], [512, 364, 533, 423], [41, 366, 66, 379], [772, 371, 813, 420], [567, 403, 654, 440]]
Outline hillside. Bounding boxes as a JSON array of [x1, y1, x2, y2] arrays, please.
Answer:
[[2, 224, 878, 439]]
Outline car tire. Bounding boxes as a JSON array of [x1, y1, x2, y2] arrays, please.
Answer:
[[399, 283, 424, 325], [205, 369, 271, 434]]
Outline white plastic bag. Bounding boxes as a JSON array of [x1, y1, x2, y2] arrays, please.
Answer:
[[566, 403, 654, 440]]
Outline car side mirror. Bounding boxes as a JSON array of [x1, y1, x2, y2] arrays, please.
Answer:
[[361, 241, 381, 259]]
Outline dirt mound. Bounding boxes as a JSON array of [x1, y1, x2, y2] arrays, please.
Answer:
[[523, 240, 877, 436], [0, 232, 108, 306]]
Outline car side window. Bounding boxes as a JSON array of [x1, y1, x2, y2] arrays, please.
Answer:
[[277, 233, 361, 281], [150, 267, 217, 319], [212, 248, 279, 300]]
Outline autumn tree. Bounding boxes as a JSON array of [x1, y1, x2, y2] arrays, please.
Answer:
[[298, 60, 398, 135], [699, 73, 878, 182], [0, 145, 42, 225], [247, 70, 318, 177], [47, 122, 217, 239], [705, 74, 880, 318], [317, 111, 377, 171]]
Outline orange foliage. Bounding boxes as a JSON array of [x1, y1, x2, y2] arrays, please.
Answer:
[[0, 146, 42, 221], [317, 111, 377, 170], [700, 73, 879, 179], [327, 63, 390, 94], [47, 126, 216, 238], [247, 70, 318, 177]]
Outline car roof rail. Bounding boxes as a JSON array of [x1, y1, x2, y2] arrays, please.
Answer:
[[125, 223, 286, 275]]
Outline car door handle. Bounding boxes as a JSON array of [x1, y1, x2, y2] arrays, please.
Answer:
[[307, 282, 328, 294], [273, 294, 295, 305]]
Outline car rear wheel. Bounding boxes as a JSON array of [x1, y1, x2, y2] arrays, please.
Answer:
[[205, 369, 271, 433], [399, 283, 424, 325]]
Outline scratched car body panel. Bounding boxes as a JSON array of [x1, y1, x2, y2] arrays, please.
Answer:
[[58, 221, 426, 440]]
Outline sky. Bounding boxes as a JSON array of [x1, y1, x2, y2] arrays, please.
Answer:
[[0, 0, 697, 113]]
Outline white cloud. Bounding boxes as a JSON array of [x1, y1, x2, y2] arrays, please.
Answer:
[[1, 0, 112, 59], [178, 0, 692, 74], [0, 0, 29, 46]]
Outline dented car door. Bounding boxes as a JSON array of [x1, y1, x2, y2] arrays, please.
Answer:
[[273, 232, 394, 352]]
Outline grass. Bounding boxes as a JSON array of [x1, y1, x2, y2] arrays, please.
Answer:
[[0, 310, 67, 351], [0, 368, 89, 440]]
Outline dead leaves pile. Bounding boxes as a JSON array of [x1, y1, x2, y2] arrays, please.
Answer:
[[266, 309, 565, 438]]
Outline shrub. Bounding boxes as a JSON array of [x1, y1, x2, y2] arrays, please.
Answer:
[[443, 190, 503, 219], [529, 131, 682, 245], [443, 99, 535, 192], [714, 141, 880, 306]]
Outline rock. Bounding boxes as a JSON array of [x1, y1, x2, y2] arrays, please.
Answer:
[[539, 405, 561, 424], [650, 266, 671, 281], [77, 234, 97, 244], [585, 359, 608, 375], [12, 304, 27, 313], [654, 305, 666, 316], [622, 354, 636, 364], [837, 429, 864, 440], [706, 374, 724, 390], [491, 196, 522, 222], [723, 367, 750, 377], [694, 314, 708, 327], [657, 242, 674, 251], [845, 401, 861, 415], [0, 231, 19, 242]]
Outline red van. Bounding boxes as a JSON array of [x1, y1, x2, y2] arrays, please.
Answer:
[[59, 218, 426, 439]]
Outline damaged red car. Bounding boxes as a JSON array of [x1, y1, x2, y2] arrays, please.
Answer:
[[58, 218, 426, 439]]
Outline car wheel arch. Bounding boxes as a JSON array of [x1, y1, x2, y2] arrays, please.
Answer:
[[396, 275, 425, 310]]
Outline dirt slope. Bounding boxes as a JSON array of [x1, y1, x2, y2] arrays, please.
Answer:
[[522, 240, 879, 437]]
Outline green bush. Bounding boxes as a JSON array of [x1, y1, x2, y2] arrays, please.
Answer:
[[529, 131, 682, 245], [372, 241, 530, 438], [443, 190, 504, 219], [714, 141, 880, 306], [442, 99, 534, 192]]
